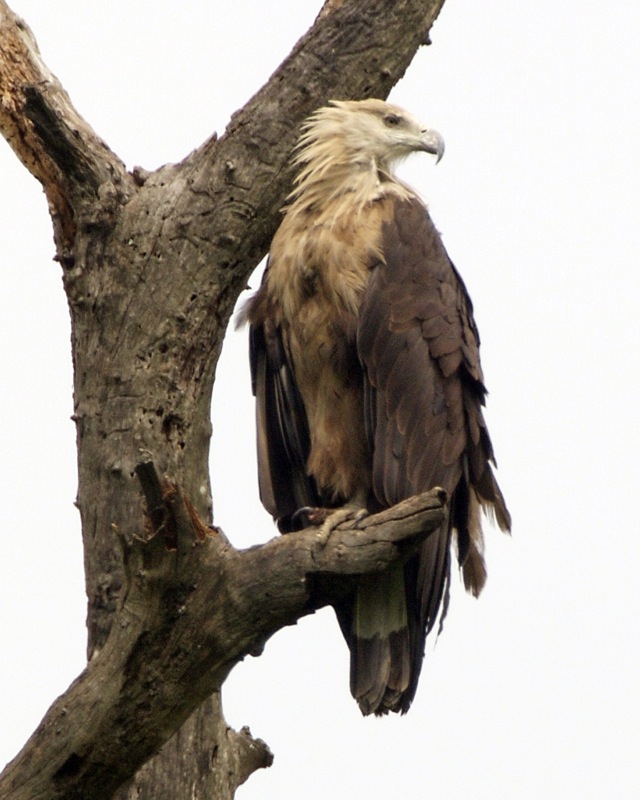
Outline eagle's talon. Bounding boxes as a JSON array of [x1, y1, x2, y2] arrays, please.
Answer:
[[290, 506, 315, 530], [290, 505, 334, 530]]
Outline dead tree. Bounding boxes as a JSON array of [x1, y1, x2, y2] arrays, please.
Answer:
[[0, 1, 447, 797]]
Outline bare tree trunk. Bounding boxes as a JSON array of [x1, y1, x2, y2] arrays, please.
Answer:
[[0, 0, 447, 796]]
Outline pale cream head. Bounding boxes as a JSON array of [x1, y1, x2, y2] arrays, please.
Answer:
[[288, 99, 444, 211]]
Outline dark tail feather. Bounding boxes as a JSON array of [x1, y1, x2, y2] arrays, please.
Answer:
[[351, 627, 411, 715]]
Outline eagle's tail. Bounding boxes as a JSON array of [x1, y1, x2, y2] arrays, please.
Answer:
[[349, 564, 411, 715], [341, 521, 451, 716]]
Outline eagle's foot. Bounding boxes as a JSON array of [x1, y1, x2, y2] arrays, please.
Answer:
[[300, 505, 369, 548]]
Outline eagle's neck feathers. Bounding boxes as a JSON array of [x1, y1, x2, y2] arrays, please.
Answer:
[[285, 133, 414, 224]]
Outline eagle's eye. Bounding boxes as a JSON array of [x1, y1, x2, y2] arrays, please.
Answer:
[[383, 114, 402, 127]]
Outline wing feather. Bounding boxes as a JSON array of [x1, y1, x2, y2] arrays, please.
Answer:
[[359, 197, 472, 502], [358, 195, 510, 709], [246, 264, 321, 530]]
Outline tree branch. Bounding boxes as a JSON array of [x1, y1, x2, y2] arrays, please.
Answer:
[[0, 1, 131, 252], [0, 463, 446, 800]]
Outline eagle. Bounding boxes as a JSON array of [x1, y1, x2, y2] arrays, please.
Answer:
[[241, 99, 510, 715]]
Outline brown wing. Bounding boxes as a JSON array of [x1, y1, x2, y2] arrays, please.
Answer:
[[358, 195, 510, 710], [245, 263, 322, 531]]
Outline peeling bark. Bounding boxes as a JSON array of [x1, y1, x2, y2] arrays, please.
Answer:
[[0, 0, 447, 796]]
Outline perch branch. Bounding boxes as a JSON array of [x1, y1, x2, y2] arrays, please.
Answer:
[[0, 461, 445, 800]]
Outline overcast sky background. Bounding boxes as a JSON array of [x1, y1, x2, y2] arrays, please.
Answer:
[[1, 2, 639, 798]]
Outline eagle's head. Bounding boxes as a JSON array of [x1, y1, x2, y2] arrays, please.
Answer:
[[288, 99, 444, 210], [295, 98, 444, 178]]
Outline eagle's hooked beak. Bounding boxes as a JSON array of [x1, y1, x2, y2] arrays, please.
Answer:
[[420, 128, 445, 163]]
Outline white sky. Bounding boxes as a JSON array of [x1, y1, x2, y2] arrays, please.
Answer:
[[1, 2, 639, 798]]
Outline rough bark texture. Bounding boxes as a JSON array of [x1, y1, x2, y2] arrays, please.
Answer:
[[0, 0, 447, 796], [0, 480, 446, 800]]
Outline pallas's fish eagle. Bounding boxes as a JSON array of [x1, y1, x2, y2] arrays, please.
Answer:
[[241, 99, 510, 715]]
